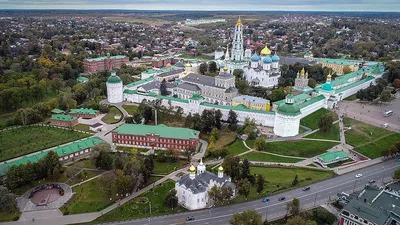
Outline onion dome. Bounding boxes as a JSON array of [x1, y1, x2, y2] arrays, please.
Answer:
[[251, 53, 260, 62], [272, 53, 280, 62], [263, 55, 272, 64], [223, 66, 229, 72], [260, 46, 271, 56], [220, 61, 225, 67], [218, 166, 224, 171], [236, 17, 242, 26], [189, 165, 196, 173]]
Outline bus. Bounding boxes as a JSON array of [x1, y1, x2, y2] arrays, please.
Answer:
[[384, 110, 393, 117]]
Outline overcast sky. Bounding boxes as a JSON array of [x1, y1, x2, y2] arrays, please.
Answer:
[[1, 0, 399, 11]]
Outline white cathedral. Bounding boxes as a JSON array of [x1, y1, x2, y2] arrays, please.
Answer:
[[221, 17, 281, 88], [175, 160, 236, 210]]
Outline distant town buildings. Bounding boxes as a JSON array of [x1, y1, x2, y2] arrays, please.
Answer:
[[184, 18, 226, 26], [111, 124, 200, 150], [83, 54, 129, 73]]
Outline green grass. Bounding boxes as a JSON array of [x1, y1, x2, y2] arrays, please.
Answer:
[[344, 94, 357, 101], [116, 146, 149, 154], [201, 130, 237, 149], [74, 124, 95, 133], [61, 177, 113, 215], [68, 159, 96, 169], [246, 140, 337, 158], [343, 117, 394, 147], [232, 166, 335, 202], [101, 107, 123, 124], [153, 160, 187, 175], [305, 123, 340, 141], [355, 133, 400, 159], [300, 108, 338, 130], [14, 173, 68, 195], [0, 205, 21, 222], [0, 126, 90, 162], [66, 170, 103, 186], [122, 105, 139, 115], [327, 159, 353, 168], [240, 151, 303, 163], [91, 180, 186, 224], [227, 139, 248, 155]]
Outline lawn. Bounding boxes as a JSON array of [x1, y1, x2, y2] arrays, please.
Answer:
[[122, 105, 139, 115], [300, 108, 338, 130], [73, 124, 95, 133], [343, 117, 394, 147], [101, 106, 123, 124], [0, 206, 21, 222], [355, 133, 400, 159], [61, 177, 113, 215], [66, 170, 104, 186], [305, 123, 340, 141], [227, 139, 248, 156], [246, 140, 337, 158], [153, 160, 187, 175], [91, 180, 186, 224], [116, 146, 149, 154], [201, 129, 237, 149], [0, 126, 90, 162], [233, 166, 335, 202], [67, 159, 96, 169], [240, 151, 303, 163]]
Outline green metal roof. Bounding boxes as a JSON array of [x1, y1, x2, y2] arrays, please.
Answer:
[[123, 89, 189, 103], [113, 124, 200, 140], [0, 151, 48, 176], [299, 95, 325, 109], [318, 151, 349, 162], [70, 108, 98, 115], [51, 114, 77, 122], [125, 76, 155, 88], [321, 82, 334, 91], [189, 93, 205, 101], [335, 76, 374, 94], [51, 108, 65, 114], [200, 102, 275, 115], [314, 58, 364, 65], [107, 75, 122, 84], [53, 137, 105, 157], [273, 93, 311, 106], [85, 55, 126, 62], [276, 102, 301, 116], [77, 76, 89, 83]]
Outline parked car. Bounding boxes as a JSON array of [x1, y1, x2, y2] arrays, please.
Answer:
[[302, 187, 311, 191], [355, 174, 363, 178], [278, 197, 286, 201], [186, 216, 195, 221], [369, 180, 376, 184], [262, 196, 270, 202]]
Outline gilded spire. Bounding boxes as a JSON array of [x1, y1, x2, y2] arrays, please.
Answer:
[[297, 71, 300, 78], [236, 16, 242, 26], [301, 68, 305, 78], [305, 71, 309, 78]]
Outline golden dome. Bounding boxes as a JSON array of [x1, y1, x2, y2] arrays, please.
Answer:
[[327, 74, 332, 79], [260, 46, 271, 56], [185, 63, 191, 67], [223, 66, 228, 72], [236, 17, 242, 26], [189, 165, 196, 172], [218, 166, 224, 171]]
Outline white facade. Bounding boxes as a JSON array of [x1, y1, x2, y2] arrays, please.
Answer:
[[273, 113, 301, 137], [243, 52, 281, 88], [106, 71, 123, 103]]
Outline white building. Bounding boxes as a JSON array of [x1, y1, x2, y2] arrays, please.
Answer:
[[175, 161, 236, 210], [214, 46, 224, 60], [224, 18, 250, 74], [273, 89, 301, 137], [106, 69, 123, 103]]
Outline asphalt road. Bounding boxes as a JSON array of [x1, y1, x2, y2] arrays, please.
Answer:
[[112, 159, 400, 225]]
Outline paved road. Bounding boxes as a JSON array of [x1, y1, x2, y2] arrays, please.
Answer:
[[107, 158, 400, 225]]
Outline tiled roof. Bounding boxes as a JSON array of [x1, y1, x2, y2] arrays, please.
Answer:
[[51, 109, 65, 114], [70, 108, 98, 115], [126, 76, 155, 88], [85, 55, 127, 62], [113, 124, 200, 140], [50, 114, 77, 122]]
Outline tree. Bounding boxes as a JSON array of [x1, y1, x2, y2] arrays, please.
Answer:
[[318, 113, 334, 133], [343, 65, 352, 74], [210, 127, 220, 141], [199, 63, 208, 74], [308, 78, 317, 88], [52, 167, 61, 181], [227, 110, 238, 130], [237, 178, 251, 199], [285, 216, 316, 225], [287, 198, 300, 216], [115, 170, 133, 195], [241, 158, 250, 179], [254, 137, 268, 151], [393, 79, 400, 89], [292, 175, 299, 186], [380, 90, 391, 102], [256, 174, 265, 194], [233, 69, 244, 80], [201, 109, 216, 133], [393, 169, 400, 180], [183, 147, 196, 162], [99, 173, 116, 198], [209, 61, 217, 73], [164, 189, 178, 209], [94, 148, 114, 170], [0, 186, 15, 211], [215, 110, 222, 129], [236, 79, 250, 95], [160, 79, 168, 96], [230, 210, 263, 225], [222, 156, 241, 180]]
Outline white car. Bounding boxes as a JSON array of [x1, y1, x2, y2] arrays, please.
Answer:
[[355, 174, 363, 178]]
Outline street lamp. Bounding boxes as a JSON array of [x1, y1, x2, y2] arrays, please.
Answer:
[[265, 202, 269, 221], [353, 179, 357, 192]]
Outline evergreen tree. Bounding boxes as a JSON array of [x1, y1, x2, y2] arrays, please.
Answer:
[[256, 174, 265, 194], [199, 63, 208, 74], [160, 79, 168, 96], [164, 189, 178, 209], [209, 61, 217, 73], [215, 109, 222, 129], [227, 110, 238, 130], [318, 113, 334, 133], [292, 175, 299, 186]]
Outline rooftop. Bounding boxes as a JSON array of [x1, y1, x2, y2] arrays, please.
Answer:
[[273, 93, 311, 105], [126, 76, 155, 88], [113, 124, 200, 140], [70, 108, 98, 115], [85, 55, 127, 62], [318, 151, 349, 162], [233, 95, 269, 104], [50, 114, 77, 122]]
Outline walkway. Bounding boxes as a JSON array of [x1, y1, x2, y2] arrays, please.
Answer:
[[300, 138, 341, 143]]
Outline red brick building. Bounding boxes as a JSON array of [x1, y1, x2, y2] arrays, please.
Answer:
[[112, 124, 200, 150], [83, 55, 129, 73], [50, 114, 78, 128], [151, 57, 180, 68]]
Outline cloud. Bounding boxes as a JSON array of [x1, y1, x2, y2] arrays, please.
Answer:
[[1, 0, 399, 11]]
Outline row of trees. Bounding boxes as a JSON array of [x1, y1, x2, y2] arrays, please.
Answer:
[[199, 61, 218, 75], [382, 141, 400, 159], [356, 78, 389, 101]]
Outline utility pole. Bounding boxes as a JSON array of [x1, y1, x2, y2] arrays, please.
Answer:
[[353, 180, 357, 192], [382, 166, 385, 184], [314, 192, 318, 206], [154, 109, 158, 126]]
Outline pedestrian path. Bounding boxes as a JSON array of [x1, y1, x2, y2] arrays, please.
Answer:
[[300, 138, 341, 143]]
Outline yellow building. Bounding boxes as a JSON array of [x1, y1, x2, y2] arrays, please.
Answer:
[[232, 95, 270, 111], [316, 58, 361, 75]]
